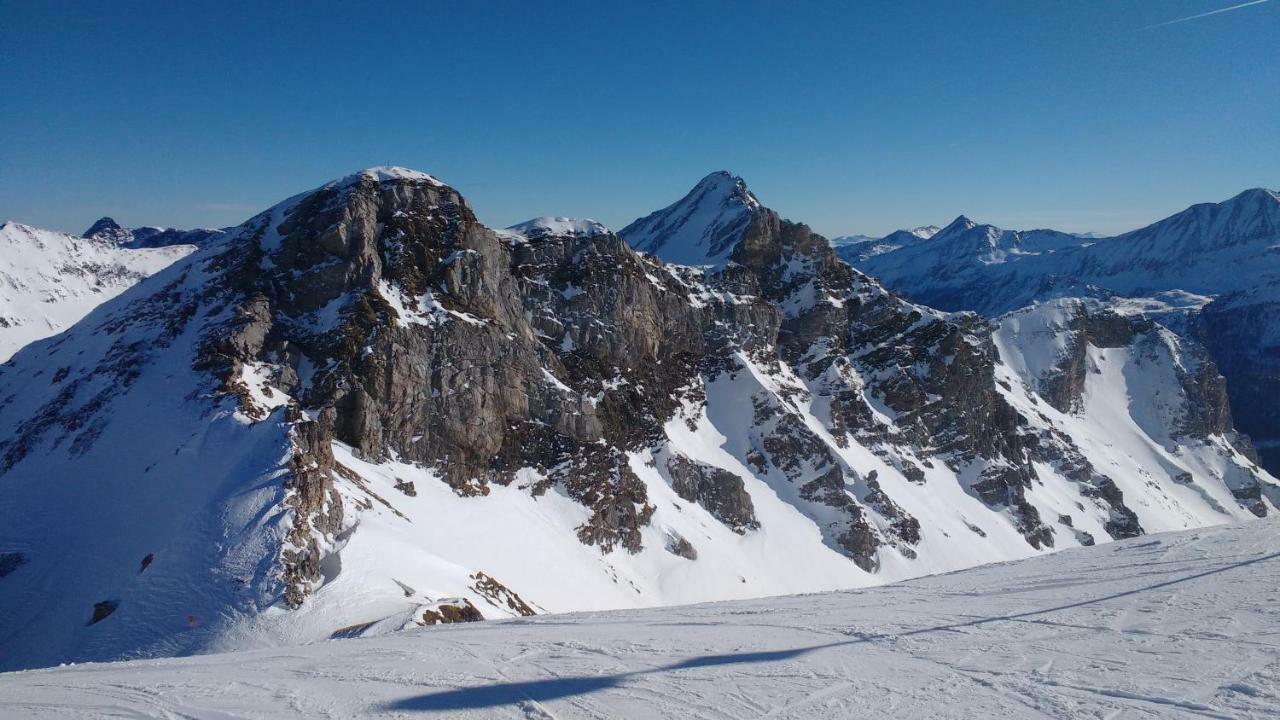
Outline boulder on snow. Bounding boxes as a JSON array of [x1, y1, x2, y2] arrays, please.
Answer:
[[420, 598, 483, 625], [0, 552, 28, 578], [88, 600, 118, 625]]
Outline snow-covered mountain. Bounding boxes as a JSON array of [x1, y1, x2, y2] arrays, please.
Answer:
[[0, 222, 195, 362], [505, 216, 611, 239], [850, 215, 1094, 299], [619, 170, 761, 266], [831, 225, 940, 263], [846, 188, 1280, 472], [0, 168, 1273, 673], [5, 520, 1276, 719], [83, 216, 224, 249]]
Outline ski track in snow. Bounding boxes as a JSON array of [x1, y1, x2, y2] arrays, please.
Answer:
[[3, 520, 1277, 719]]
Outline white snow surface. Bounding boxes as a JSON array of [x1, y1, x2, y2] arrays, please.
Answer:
[[0, 222, 194, 361], [3, 520, 1277, 719], [351, 166, 443, 186], [506, 216, 611, 239]]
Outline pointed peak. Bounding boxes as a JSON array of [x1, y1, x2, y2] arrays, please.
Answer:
[[619, 171, 764, 267], [936, 215, 979, 238], [694, 170, 741, 188], [690, 170, 759, 209], [83, 217, 123, 239], [1228, 187, 1280, 205]]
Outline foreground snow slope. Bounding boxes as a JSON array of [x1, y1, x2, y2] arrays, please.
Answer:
[[4, 519, 1277, 719]]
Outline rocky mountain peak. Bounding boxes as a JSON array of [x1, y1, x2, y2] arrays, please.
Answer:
[[935, 214, 979, 239], [1230, 187, 1280, 206], [620, 171, 763, 267], [83, 216, 124, 239]]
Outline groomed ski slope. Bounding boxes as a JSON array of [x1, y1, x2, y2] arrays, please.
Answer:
[[4, 520, 1277, 719]]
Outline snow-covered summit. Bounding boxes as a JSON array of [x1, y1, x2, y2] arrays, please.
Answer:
[[82, 216, 126, 239], [506, 216, 611, 239], [620, 171, 762, 267], [348, 166, 444, 186], [934, 214, 978, 239]]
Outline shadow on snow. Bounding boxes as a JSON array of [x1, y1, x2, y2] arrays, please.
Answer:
[[384, 550, 1280, 712]]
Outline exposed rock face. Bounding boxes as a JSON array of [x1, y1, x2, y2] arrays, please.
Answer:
[[186, 168, 1145, 583], [1194, 289, 1280, 471], [1041, 309, 1137, 413], [281, 406, 345, 608], [664, 454, 758, 533], [420, 599, 483, 625], [470, 572, 537, 617]]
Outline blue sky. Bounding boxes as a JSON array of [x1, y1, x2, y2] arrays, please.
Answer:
[[1, 1, 1277, 237]]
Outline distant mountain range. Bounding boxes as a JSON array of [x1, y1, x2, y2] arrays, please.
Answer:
[[829, 226, 939, 262], [836, 188, 1280, 472]]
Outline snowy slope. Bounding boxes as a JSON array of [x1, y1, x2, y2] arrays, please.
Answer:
[[620, 171, 761, 266], [0, 169, 1273, 675], [3, 519, 1277, 719], [0, 222, 194, 361]]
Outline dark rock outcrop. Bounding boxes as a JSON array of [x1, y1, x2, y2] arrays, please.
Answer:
[[421, 599, 483, 625], [664, 454, 758, 533], [0, 552, 27, 578], [88, 600, 118, 625], [470, 572, 537, 616]]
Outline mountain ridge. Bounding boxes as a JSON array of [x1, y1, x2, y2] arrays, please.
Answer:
[[0, 168, 1273, 673], [842, 186, 1280, 472]]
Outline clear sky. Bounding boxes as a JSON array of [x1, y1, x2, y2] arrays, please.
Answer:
[[1, 1, 1277, 238]]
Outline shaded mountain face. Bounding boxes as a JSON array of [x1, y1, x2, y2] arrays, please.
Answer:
[[0, 222, 194, 361], [84, 216, 224, 249], [0, 168, 1272, 672], [844, 188, 1280, 472], [832, 226, 941, 264]]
